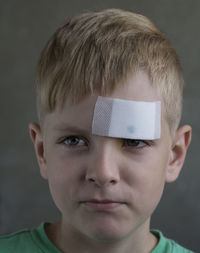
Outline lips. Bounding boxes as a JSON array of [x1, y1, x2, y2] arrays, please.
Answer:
[[80, 199, 125, 211]]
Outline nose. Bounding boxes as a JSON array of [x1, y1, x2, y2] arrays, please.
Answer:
[[85, 139, 120, 187]]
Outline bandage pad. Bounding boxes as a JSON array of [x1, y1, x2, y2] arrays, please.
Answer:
[[92, 96, 161, 140]]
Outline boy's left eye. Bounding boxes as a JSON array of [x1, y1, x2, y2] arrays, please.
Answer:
[[123, 139, 149, 148]]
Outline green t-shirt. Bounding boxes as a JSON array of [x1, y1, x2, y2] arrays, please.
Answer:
[[0, 223, 194, 253]]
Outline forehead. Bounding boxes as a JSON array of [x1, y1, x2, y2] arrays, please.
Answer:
[[109, 70, 161, 101], [44, 70, 163, 131]]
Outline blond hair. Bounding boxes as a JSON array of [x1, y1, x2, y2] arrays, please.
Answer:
[[36, 9, 183, 134]]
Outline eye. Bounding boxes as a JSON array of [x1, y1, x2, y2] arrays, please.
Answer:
[[123, 139, 149, 148], [63, 136, 87, 147]]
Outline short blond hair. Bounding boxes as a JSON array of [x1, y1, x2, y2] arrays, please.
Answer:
[[36, 9, 183, 134]]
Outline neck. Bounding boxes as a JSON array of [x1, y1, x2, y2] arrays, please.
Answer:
[[45, 219, 158, 253]]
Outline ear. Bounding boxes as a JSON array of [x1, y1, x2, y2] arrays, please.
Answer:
[[165, 125, 192, 183], [29, 122, 48, 179]]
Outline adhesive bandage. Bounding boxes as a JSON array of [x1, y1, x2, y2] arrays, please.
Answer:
[[92, 96, 161, 140]]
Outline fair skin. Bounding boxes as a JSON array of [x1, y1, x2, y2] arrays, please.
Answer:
[[30, 71, 191, 253]]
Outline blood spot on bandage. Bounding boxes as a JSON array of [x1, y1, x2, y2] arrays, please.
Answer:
[[127, 125, 135, 134]]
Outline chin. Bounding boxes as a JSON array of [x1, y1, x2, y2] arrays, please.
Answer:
[[82, 221, 133, 242], [88, 231, 126, 242]]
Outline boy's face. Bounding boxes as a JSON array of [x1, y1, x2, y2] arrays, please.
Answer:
[[31, 70, 188, 242]]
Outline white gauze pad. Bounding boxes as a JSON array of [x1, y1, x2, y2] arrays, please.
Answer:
[[92, 96, 161, 140]]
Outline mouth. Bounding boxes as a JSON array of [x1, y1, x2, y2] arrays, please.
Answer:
[[80, 199, 126, 211]]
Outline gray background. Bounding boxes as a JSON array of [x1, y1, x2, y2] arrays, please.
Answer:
[[0, 0, 199, 252]]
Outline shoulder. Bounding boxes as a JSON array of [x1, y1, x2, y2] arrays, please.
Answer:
[[0, 223, 60, 253], [151, 230, 194, 253], [0, 230, 35, 252], [0, 225, 43, 253]]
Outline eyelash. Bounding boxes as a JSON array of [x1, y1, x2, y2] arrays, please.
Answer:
[[58, 135, 152, 149], [123, 139, 152, 148], [58, 135, 88, 148]]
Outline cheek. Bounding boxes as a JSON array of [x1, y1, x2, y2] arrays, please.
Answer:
[[45, 155, 84, 212], [46, 149, 84, 184], [124, 150, 169, 214]]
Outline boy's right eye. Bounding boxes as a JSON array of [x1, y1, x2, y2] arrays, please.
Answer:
[[62, 136, 87, 147]]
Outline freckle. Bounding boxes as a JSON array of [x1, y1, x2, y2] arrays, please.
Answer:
[[127, 125, 135, 134]]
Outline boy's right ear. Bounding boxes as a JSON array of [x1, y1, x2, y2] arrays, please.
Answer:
[[29, 123, 48, 179]]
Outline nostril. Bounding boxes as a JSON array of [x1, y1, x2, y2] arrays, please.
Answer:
[[87, 177, 116, 185], [88, 178, 95, 183], [110, 179, 117, 184]]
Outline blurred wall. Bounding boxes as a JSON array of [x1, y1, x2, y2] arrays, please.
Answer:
[[0, 0, 199, 252]]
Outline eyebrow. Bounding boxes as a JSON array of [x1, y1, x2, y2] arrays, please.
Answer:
[[53, 124, 91, 136]]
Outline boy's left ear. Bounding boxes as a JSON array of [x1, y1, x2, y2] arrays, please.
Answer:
[[165, 125, 192, 183]]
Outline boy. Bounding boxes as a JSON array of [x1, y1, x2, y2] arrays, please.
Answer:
[[0, 9, 193, 253]]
